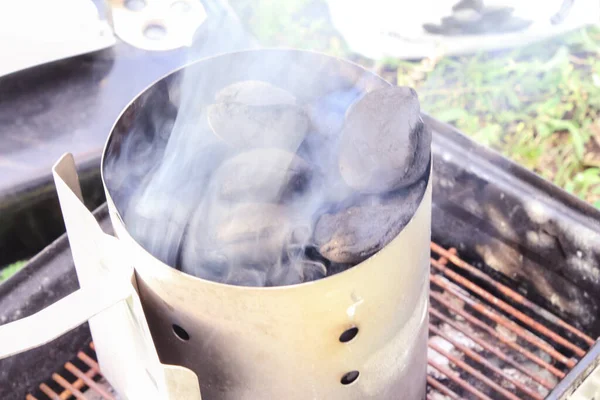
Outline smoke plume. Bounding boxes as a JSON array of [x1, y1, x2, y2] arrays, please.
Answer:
[[104, 49, 430, 287]]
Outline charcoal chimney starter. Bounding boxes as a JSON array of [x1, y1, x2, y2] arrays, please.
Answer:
[[4, 50, 433, 400]]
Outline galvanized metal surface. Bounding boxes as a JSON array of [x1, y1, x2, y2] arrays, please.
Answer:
[[25, 243, 592, 400], [107, 0, 207, 51], [99, 49, 432, 400]]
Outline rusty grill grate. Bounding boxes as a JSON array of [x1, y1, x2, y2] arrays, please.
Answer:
[[428, 243, 594, 400], [27, 243, 595, 400], [26, 343, 116, 400]]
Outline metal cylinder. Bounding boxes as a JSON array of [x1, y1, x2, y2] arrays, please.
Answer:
[[103, 50, 431, 400]]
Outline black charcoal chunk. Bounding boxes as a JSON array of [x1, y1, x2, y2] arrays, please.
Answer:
[[338, 86, 431, 194], [207, 103, 309, 151], [403, 121, 432, 189], [207, 81, 309, 151], [314, 180, 427, 264], [215, 148, 313, 203], [180, 203, 293, 283], [215, 203, 291, 262], [297, 133, 354, 205], [327, 262, 353, 277], [265, 227, 328, 286]]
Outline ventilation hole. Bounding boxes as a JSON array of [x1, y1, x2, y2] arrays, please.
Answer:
[[124, 0, 146, 11], [341, 371, 360, 385], [339, 327, 359, 343], [144, 23, 167, 40], [171, 0, 191, 13], [172, 324, 190, 341]]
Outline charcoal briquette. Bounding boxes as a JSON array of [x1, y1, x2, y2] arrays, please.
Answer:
[[314, 180, 427, 264], [215, 80, 297, 106], [181, 203, 293, 281], [208, 103, 308, 151], [215, 148, 313, 203], [338, 86, 431, 194], [208, 81, 308, 151]]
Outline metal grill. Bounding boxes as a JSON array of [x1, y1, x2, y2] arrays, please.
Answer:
[[26, 343, 115, 400], [26, 243, 595, 400], [428, 243, 594, 400]]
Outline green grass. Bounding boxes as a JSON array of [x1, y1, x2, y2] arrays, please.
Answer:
[[379, 26, 600, 206], [229, 0, 600, 207], [0, 261, 25, 282]]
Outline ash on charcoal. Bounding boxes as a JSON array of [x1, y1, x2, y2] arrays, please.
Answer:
[[214, 148, 314, 203], [112, 71, 431, 286], [181, 203, 293, 278], [428, 336, 456, 380], [180, 200, 328, 286], [314, 180, 426, 264], [439, 323, 482, 352], [501, 367, 555, 397], [215, 80, 297, 106], [208, 103, 309, 151], [208, 80, 309, 151], [339, 86, 431, 194], [495, 324, 518, 342]]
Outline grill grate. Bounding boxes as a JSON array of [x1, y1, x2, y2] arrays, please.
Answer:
[[428, 243, 593, 400], [27, 343, 115, 400], [27, 243, 594, 400]]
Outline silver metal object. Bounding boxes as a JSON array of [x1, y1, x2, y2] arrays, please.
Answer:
[[0, 0, 115, 77], [547, 339, 600, 399], [0, 50, 431, 400], [107, 0, 207, 51]]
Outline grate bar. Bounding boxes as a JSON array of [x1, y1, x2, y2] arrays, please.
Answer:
[[65, 362, 115, 400], [52, 373, 86, 400], [430, 291, 566, 378], [430, 243, 595, 346], [56, 364, 98, 400], [426, 375, 460, 399], [431, 257, 586, 357], [431, 273, 576, 368], [429, 306, 555, 389], [77, 351, 100, 372], [39, 383, 61, 400], [429, 324, 545, 399], [430, 341, 522, 400]]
